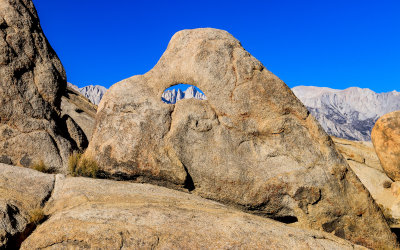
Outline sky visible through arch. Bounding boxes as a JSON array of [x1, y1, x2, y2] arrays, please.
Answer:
[[165, 84, 204, 94], [32, 0, 399, 93]]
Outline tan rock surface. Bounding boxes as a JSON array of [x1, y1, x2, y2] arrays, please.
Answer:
[[0, 0, 82, 172], [60, 87, 97, 142], [333, 136, 400, 227], [22, 176, 366, 249], [0, 163, 54, 248], [372, 110, 400, 181], [86, 28, 397, 248], [333, 136, 383, 171]]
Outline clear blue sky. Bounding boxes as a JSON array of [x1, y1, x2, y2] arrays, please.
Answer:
[[33, 0, 399, 92]]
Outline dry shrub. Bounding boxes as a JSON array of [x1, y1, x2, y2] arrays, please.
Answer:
[[31, 160, 55, 174], [68, 152, 82, 175], [383, 180, 392, 189], [29, 207, 45, 225], [68, 152, 98, 178]]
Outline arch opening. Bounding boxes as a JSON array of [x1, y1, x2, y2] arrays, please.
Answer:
[[161, 84, 207, 104]]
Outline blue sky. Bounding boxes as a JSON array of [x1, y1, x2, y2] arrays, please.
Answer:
[[33, 0, 399, 92]]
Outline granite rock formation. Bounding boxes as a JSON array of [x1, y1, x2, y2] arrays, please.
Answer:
[[0, 163, 54, 248], [20, 172, 365, 249], [61, 86, 97, 143], [372, 110, 400, 181], [86, 28, 397, 248], [292, 86, 400, 141], [0, 0, 81, 172], [333, 136, 400, 227]]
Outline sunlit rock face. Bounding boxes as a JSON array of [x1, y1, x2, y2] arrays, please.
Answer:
[[372, 110, 400, 181], [20, 174, 366, 249], [86, 28, 397, 248], [292, 86, 400, 141]]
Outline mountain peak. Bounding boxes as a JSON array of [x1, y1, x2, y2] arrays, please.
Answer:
[[292, 86, 400, 141], [162, 86, 206, 104]]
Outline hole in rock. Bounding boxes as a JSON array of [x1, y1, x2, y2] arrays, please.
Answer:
[[75, 108, 84, 113], [161, 84, 207, 104], [272, 216, 298, 224]]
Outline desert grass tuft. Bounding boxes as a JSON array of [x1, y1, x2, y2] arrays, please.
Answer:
[[68, 152, 82, 176], [29, 207, 45, 225], [31, 160, 55, 174], [68, 152, 99, 178]]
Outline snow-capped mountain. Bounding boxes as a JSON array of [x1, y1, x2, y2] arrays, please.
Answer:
[[67, 83, 107, 105], [162, 86, 207, 104], [292, 86, 400, 141]]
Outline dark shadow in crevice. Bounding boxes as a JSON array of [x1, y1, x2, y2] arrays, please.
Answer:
[[5, 214, 49, 250], [271, 216, 298, 224], [391, 228, 400, 243], [183, 165, 195, 192]]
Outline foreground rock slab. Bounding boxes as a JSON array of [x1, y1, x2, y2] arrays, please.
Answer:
[[86, 28, 397, 248], [0, 0, 81, 172], [22, 176, 365, 249], [372, 110, 400, 181], [0, 163, 54, 248]]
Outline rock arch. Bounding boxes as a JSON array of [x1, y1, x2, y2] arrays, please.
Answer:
[[86, 28, 396, 248]]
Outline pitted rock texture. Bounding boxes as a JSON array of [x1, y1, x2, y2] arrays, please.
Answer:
[[0, 163, 54, 248], [86, 28, 397, 248], [0, 0, 78, 171], [372, 110, 400, 181], [21, 176, 366, 249]]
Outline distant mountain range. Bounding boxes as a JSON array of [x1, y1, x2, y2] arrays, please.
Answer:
[[69, 82, 400, 141], [161, 86, 207, 104], [292, 86, 400, 141], [67, 83, 107, 105]]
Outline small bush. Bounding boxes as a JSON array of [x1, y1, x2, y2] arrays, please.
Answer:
[[31, 160, 54, 174], [68, 152, 82, 176], [68, 152, 98, 178], [383, 180, 392, 189], [29, 208, 45, 225]]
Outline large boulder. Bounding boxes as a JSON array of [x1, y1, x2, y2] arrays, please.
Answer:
[[372, 110, 400, 181], [0, 0, 80, 171], [86, 28, 397, 248], [0, 163, 55, 248], [22, 176, 365, 249]]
